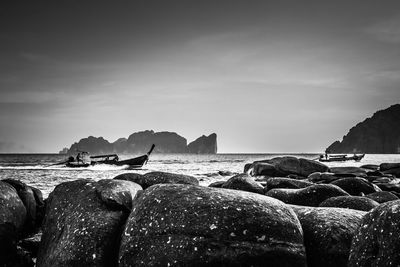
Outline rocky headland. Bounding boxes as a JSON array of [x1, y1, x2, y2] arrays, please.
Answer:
[[2, 156, 400, 266], [60, 130, 217, 155], [326, 104, 400, 153]]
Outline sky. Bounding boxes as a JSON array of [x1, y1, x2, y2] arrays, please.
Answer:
[[1, 0, 400, 153]]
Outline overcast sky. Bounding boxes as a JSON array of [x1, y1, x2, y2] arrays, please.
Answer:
[[1, 0, 400, 153]]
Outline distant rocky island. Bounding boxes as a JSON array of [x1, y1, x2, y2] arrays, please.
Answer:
[[60, 130, 217, 155], [326, 104, 400, 154]]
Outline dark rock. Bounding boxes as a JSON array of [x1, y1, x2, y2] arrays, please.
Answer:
[[349, 200, 400, 266], [37, 179, 142, 267], [252, 162, 284, 176], [6, 246, 34, 267], [0, 223, 17, 264], [0, 181, 27, 233], [380, 162, 400, 171], [360, 164, 379, 170], [139, 171, 199, 189], [383, 167, 400, 177], [264, 177, 313, 192], [291, 206, 365, 267], [218, 170, 235, 176], [326, 104, 400, 153], [269, 157, 329, 177], [119, 184, 306, 266], [208, 181, 225, 188], [187, 133, 217, 154], [221, 173, 264, 194], [113, 172, 144, 184], [265, 184, 349, 207], [319, 196, 379, 211], [366, 170, 384, 177], [244, 163, 253, 173], [330, 177, 380, 196], [375, 183, 400, 194], [307, 172, 339, 183], [329, 167, 367, 177], [365, 191, 399, 203], [19, 232, 41, 258], [1, 179, 39, 235]]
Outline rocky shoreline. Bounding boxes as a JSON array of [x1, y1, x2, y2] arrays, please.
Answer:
[[2, 157, 400, 266]]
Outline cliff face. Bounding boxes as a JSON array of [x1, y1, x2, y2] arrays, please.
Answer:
[[326, 104, 400, 154], [64, 131, 217, 155], [188, 133, 217, 154]]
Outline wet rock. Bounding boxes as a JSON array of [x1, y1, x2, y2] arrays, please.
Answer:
[[379, 162, 400, 172], [218, 170, 235, 176], [360, 164, 379, 170], [264, 177, 313, 192], [366, 170, 384, 177], [292, 205, 365, 267], [119, 184, 306, 266], [319, 196, 379, 211], [349, 200, 400, 266], [330, 177, 380, 196], [221, 173, 264, 194], [0, 181, 27, 233], [252, 162, 284, 177], [136, 171, 199, 189], [375, 183, 400, 194], [37, 179, 142, 267], [243, 163, 253, 174], [307, 172, 339, 183], [208, 181, 225, 188], [329, 167, 367, 177], [265, 184, 349, 207], [365, 191, 399, 203], [383, 167, 400, 177], [113, 172, 144, 184], [269, 157, 329, 177]]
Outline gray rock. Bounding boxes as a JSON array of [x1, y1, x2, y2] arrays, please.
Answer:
[[270, 157, 329, 177], [208, 181, 226, 188], [360, 164, 379, 170], [37, 179, 142, 267], [379, 162, 400, 172], [265, 184, 349, 207], [365, 191, 399, 203], [252, 162, 284, 176], [319, 196, 379, 211], [329, 167, 367, 177], [349, 200, 400, 266], [221, 173, 264, 194], [0, 181, 26, 233], [264, 177, 313, 192], [383, 167, 400, 178], [138, 171, 199, 189], [292, 206, 365, 267], [119, 184, 306, 266], [307, 172, 339, 183], [330, 177, 381, 196]]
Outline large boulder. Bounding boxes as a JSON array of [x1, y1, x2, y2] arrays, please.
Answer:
[[119, 184, 306, 266], [319, 196, 379, 211], [251, 162, 285, 177], [269, 157, 329, 177], [383, 167, 400, 178], [221, 173, 264, 194], [265, 184, 349, 207], [0, 181, 27, 234], [264, 177, 313, 192], [307, 172, 339, 183], [349, 200, 400, 266], [329, 167, 367, 177], [37, 179, 142, 267], [379, 162, 400, 172], [365, 191, 399, 203], [292, 206, 365, 267], [113, 172, 144, 184], [330, 177, 381, 196], [133, 171, 199, 189]]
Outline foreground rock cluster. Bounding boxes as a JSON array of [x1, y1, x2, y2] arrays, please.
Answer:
[[2, 157, 400, 266]]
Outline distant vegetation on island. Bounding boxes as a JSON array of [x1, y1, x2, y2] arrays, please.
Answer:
[[60, 130, 217, 155], [327, 104, 400, 154]]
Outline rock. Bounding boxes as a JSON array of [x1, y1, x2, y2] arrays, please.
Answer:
[[1, 179, 40, 235], [383, 167, 400, 177], [307, 172, 339, 183], [221, 173, 264, 194], [326, 104, 400, 153], [208, 181, 225, 188], [375, 183, 400, 194], [19, 232, 41, 258], [0, 181, 27, 233], [349, 200, 400, 266], [119, 184, 306, 266], [360, 164, 379, 170], [319, 196, 379, 211], [138, 171, 199, 189], [0, 223, 17, 265], [264, 177, 313, 192], [187, 133, 217, 154], [330, 177, 380, 196], [329, 167, 367, 177], [265, 184, 349, 207], [6, 246, 34, 267], [218, 170, 235, 176], [269, 157, 329, 177], [37, 179, 142, 267], [365, 191, 399, 203], [252, 162, 284, 177], [366, 170, 384, 177], [380, 162, 400, 172], [244, 163, 253, 174], [291, 206, 365, 267], [113, 172, 145, 185]]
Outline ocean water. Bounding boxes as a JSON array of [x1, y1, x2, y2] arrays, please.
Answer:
[[1, 153, 400, 198]]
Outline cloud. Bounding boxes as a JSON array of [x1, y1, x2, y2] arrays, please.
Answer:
[[366, 15, 400, 43]]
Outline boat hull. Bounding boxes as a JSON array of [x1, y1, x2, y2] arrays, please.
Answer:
[[66, 154, 149, 168], [319, 154, 365, 162]]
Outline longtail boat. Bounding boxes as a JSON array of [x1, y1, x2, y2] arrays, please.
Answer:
[[318, 153, 365, 162]]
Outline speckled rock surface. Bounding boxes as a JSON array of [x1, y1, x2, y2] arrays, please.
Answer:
[[251, 162, 285, 176], [307, 172, 339, 183], [37, 179, 142, 267], [349, 200, 400, 266], [365, 191, 399, 203], [330, 177, 380, 196], [264, 177, 313, 192], [221, 173, 264, 194], [119, 184, 306, 266], [208, 181, 225, 188], [291, 206, 365, 267], [329, 167, 367, 177], [0, 181, 27, 233], [269, 157, 329, 177], [136, 171, 199, 189], [319, 196, 379, 211], [265, 184, 349, 207], [113, 172, 145, 184]]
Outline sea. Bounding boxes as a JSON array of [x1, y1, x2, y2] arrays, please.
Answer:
[[1, 153, 400, 198]]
